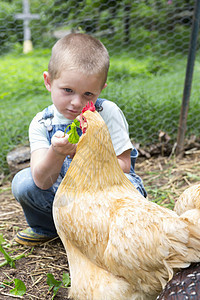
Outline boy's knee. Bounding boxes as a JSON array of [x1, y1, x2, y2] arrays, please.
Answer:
[[12, 168, 34, 202]]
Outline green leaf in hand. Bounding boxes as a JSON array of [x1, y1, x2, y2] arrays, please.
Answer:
[[73, 119, 80, 127], [10, 278, 26, 296], [64, 119, 80, 144]]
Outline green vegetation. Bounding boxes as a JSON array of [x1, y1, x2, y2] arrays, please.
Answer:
[[0, 233, 70, 299], [64, 119, 81, 144], [0, 0, 199, 175], [47, 272, 70, 299], [0, 49, 50, 173], [104, 53, 200, 144], [0, 234, 33, 268], [0, 49, 200, 174]]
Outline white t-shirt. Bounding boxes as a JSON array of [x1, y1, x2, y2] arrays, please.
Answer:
[[29, 100, 133, 156]]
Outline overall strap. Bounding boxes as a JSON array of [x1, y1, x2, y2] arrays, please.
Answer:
[[38, 105, 54, 132], [42, 105, 54, 119], [95, 98, 107, 112]]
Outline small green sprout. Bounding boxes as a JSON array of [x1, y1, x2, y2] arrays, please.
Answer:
[[0, 234, 16, 268], [64, 119, 80, 144], [0, 233, 33, 268], [47, 272, 71, 299], [0, 278, 26, 296], [10, 278, 26, 296]]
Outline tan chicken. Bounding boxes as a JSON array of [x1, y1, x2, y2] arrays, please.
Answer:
[[53, 103, 200, 300], [174, 184, 200, 226]]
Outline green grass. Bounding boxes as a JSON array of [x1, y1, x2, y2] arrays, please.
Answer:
[[0, 49, 200, 173], [103, 54, 200, 144], [0, 50, 51, 173]]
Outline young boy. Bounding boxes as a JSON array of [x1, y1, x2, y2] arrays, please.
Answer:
[[12, 33, 146, 246]]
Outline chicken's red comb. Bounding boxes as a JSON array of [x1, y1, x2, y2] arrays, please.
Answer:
[[81, 101, 96, 114]]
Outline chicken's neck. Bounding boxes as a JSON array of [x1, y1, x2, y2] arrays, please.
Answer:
[[61, 136, 125, 192]]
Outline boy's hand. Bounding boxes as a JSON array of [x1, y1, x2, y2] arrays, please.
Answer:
[[51, 130, 77, 158]]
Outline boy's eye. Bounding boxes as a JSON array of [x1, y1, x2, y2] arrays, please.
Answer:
[[64, 88, 73, 93], [85, 92, 93, 97]]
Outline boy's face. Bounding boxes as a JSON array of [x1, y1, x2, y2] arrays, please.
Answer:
[[44, 69, 107, 120]]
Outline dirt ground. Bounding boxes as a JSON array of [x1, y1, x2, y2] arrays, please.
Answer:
[[1, 152, 200, 299]]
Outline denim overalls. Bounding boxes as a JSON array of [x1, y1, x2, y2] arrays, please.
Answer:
[[12, 98, 146, 237]]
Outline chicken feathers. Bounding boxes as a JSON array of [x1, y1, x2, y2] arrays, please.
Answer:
[[53, 105, 200, 300], [175, 184, 200, 227]]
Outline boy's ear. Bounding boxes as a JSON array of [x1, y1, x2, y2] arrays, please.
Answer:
[[102, 83, 107, 90], [43, 71, 51, 92]]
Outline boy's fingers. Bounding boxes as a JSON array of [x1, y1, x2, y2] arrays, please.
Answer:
[[53, 130, 65, 138]]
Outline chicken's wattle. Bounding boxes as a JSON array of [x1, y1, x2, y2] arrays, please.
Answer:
[[79, 116, 87, 134]]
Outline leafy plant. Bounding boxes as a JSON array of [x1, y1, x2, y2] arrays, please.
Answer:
[[10, 278, 26, 296], [0, 277, 26, 297], [0, 233, 33, 268], [0, 234, 16, 268], [47, 272, 71, 299], [64, 119, 81, 144], [62, 272, 70, 287]]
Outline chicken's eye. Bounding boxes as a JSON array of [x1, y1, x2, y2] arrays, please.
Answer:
[[82, 116, 85, 121]]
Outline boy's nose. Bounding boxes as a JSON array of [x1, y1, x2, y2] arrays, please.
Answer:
[[71, 95, 82, 106]]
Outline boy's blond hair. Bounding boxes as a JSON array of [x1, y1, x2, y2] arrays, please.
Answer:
[[48, 33, 110, 87]]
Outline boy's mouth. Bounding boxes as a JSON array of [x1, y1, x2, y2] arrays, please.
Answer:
[[67, 108, 80, 115]]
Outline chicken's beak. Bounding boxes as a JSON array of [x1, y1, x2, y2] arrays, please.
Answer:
[[78, 115, 88, 134], [80, 122, 88, 134]]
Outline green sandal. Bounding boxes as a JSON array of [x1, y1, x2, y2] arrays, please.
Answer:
[[15, 227, 56, 246]]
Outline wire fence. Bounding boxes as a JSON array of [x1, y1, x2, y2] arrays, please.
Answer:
[[0, 0, 200, 174]]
